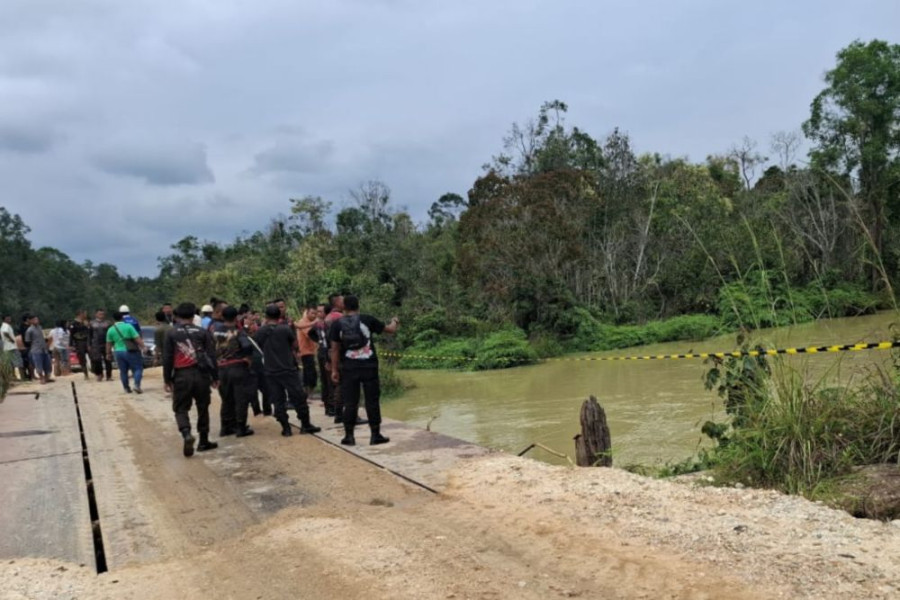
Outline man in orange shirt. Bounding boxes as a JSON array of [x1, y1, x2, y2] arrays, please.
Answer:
[[294, 304, 318, 398]]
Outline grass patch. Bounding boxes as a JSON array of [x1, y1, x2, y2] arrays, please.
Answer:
[[379, 360, 415, 399], [398, 327, 538, 370], [695, 349, 900, 499]]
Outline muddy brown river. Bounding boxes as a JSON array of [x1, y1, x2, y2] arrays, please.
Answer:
[[384, 311, 900, 466]]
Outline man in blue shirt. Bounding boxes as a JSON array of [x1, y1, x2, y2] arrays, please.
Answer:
[[119, 305, 141, 334]]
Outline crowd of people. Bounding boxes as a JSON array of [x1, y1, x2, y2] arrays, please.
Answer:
[[0, 294, 399, 457]]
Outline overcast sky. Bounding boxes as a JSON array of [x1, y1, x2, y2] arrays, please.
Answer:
[[1, 0, 898, 276]]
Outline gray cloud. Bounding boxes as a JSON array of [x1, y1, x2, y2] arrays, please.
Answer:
[[91, 139, 214, 186], [0, 120, 59, 153], [251, 137, 336, 175]]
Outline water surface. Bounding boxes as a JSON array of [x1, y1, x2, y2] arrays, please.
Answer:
[[384, 312, 899, 466]]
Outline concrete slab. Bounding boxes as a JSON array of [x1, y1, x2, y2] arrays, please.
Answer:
[[0, 384, 95, 569], [307, 398, 494, 492]]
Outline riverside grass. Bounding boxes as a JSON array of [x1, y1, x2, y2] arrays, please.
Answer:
[[676, 200, 900, 506], [706, 357, 900, 497]]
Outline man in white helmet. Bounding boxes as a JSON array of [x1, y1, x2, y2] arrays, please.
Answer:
[[200, 304, 214, 329], [119, 304, 141, 334]]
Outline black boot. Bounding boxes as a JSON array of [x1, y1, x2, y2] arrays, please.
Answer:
[[181, 429, 195, 457], [299, 421, 321, 434], [370, 426, 390, 446], [280, 421, 293, 437], [341, 425, 355, 446], [197, 432, 218, 452], [236, 425, 255, 437]]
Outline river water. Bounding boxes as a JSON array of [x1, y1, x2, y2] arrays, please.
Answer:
[[383, 311, 900, 466]]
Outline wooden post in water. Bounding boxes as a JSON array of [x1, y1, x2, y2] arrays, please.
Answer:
[[574, 396, 612, 467]]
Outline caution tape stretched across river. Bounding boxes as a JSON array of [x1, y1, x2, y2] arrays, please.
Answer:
[[381, 341, 900, 365]]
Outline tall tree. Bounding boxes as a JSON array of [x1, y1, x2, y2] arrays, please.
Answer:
[[803, 39, 900, 286]]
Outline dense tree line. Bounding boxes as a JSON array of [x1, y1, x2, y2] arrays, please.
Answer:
[[0, 207, 163, 323], [2, 40, 898, 359]]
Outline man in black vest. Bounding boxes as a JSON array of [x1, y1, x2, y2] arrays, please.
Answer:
[[329, 295, 399, 446]]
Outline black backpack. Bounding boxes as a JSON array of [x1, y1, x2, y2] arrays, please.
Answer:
[[339, 315, 369, 351]]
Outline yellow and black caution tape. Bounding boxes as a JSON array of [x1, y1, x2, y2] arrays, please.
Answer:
[[382, 341, 900, 365]]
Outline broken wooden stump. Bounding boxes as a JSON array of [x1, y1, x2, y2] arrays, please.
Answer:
[[574, 396, 612, 467]]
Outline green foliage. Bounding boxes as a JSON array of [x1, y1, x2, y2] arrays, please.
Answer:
[[718, 274, 882, 329], [399, 328, 537, 370], [473, 328, 538, 370], [804, 39, 900, 281], [564, 310, 723, 353], [694, 341, 900, 498], [379, 360, 415, 400]]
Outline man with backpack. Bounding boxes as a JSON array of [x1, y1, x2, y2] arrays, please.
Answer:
[[254, 304, 321, 437], [162, 303, 220, 457], [329, 295, 399, 446]]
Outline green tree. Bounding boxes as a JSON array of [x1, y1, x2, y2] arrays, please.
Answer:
[[803, 39, 900, 286]]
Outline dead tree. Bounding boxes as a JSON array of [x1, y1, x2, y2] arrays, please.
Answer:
[[574, 396, 612, 467]]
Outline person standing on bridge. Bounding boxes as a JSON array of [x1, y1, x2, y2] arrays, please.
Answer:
[[211, 306, 255, 438], [163, 302, 220, 457], [309, 302, 334, 417], [69, 311, 91, 380], [325, 293, 345, 423], [254, 304, 321, 437], [119, 304, 141, 335], [1, 315, 25, 381], [106, 311, 144, 394], [89, 309, 113, 382], [329, 295, 399, 446], [294, 304, 318, 398], [24, 314, 53, 385]]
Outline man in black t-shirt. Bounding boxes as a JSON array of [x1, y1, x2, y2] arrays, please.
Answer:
[[329, 295, 399, 446], [254, 304, 321, 437]]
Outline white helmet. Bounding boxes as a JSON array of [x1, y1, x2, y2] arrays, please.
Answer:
[[119, 305, 130, 313], [201, 304, 214, 314]]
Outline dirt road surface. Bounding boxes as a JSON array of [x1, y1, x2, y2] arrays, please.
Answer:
[[2, 370, 900, 599]]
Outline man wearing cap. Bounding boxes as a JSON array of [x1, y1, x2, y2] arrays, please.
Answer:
[[254, 304, 320, 437], [119, 305, 141, 335], [200, 304, 214, 329]]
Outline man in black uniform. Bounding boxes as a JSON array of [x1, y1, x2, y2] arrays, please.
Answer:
[[254, 304, 321, 437], [89, 309, 113, 382], [211, 306, 254, 438], [68, 310, 91, 380], [329, 295, 399, 446], [163, 303, 219, 457]]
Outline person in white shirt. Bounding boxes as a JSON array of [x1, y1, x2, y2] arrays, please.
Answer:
[[50, 319, 71, 376], [1, 315, 24, 380]]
